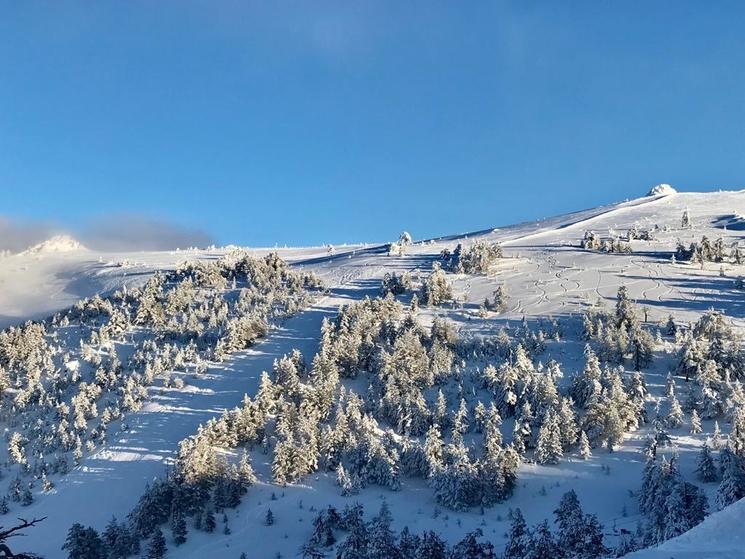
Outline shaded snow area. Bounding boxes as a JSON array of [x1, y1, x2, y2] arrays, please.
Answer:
[[1, 189, 745, 558]]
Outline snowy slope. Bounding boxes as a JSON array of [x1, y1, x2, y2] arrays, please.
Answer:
[[625, 498, 745, 559], [4, 188, 745, 557]]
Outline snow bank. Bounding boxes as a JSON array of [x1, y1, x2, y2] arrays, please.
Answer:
[[625, 498, 745, 558], [20, 234, 86, 255], [647, 183, 677, 196]]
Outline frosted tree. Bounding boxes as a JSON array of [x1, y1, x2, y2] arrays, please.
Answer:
[[146, 528, 166, 559], [694, 444, 717, 483], [63, 523, 106, 559], [451, 529, 497, 558], [579, 431, 592, 460], [526, 520, 558, 559], [711, 421, 723, 450], [367, 502, 399, 559], [557, 397, 578, 449], [728, 407, 745, 457], [666, 395, 684, 429], [690, 410, 702, 435], [570, 348, 602, 409], [502, 508, 530, 559], [681, 209, 691, 228], [337, 506, 368, 559], [421, 263, 453, 306], [171, 510, 187, 546], [512, 403, 533, 454], [716, 450, 745, 510], [535, 410, 563, 465]]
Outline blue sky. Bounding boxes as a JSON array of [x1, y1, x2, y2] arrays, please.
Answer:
[[2, 2, 744, 248]]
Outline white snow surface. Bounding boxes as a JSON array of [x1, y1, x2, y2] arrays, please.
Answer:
[[4, 189, 745, 557]]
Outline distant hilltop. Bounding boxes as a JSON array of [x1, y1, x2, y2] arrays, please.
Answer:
[[647, 183, 677, 196], [20, 234, 87, 255]]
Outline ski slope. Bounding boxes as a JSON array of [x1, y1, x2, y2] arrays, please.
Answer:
[[4, 188, 745, 557]]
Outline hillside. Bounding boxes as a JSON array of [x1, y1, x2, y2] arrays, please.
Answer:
[[2, 189, 744, 558]]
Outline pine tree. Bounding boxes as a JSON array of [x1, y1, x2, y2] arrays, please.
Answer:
[[535, 410, 563, 465], [204, 509, 216, 533], [728, 407, 745, 458], [503, 509, 529, 559], [171, 510, 187, 545], [103, 516, 134, 559], [62, 523, 106, 559], [717, 452, 745, 510], [367, 502, 399, 559], [147, 527, 167, 559], [554, 490, 608, 558], [416, 531, 447, 559], [695, 444, 718, 483], [690, 410, 702, 435], [337, 506, 369, 559], [712, 421, 723, 450], [526, 520, 558, 559], [451, 528, 496, 558], [579, 431, 592, 460], [666, 395, 684, 428], [663, 480, 707, 540], [554, 490, 584, 552]]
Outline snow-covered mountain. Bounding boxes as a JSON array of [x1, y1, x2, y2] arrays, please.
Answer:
[[2, 188, 744, 558], [20, 234, 87, 255]]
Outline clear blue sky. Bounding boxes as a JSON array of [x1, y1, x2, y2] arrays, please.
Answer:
[[2, 2, 744, 248]]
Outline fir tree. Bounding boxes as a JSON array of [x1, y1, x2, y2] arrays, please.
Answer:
[[147, 527, 167, 559], [579, 431, 592, 460], [535, 410, 563, 465], [690, 409, 702, 435], [526, 520, 558, 559], [367, 502, 399, 559], [416, 531, 447, 559], [171, 510, 187, 545], [205, 509, 216, 533], [450, 528, 496, 559], [62, 523, 106, 559], [502, 509, 529, 559], [717, 452, 745, 510], [695, 444, 718, 483]]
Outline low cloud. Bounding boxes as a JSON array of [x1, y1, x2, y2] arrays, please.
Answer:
[[0, 214, 214, 253], [81, 214, 214, 252], [0, 218, 59, 253]]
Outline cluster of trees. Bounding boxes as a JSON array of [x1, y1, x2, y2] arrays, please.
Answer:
[[675, 236, 744, 265], [422, 264, 454, 306], [627, 224, 660, 241], [440, 241, 504, 274], [636, 446, 707, 547], [78, 281, 666, 558], [690, 408, 745, 511], [301, 491, 607, 559], [380, 272, 413, 297], [581, 231, 632, 254], [0, 250, 320, 521], [675, 310, 745, 419], [581, 286, 655, 370], [63, 270, 745, 557], [480, 285, 508, 315]]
